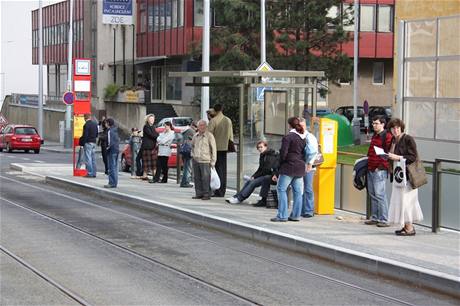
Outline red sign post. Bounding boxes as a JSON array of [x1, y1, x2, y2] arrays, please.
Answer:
[[73, 58, 92, 176]]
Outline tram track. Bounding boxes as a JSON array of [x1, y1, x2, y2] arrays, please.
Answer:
[[0, 174, 422, 306]]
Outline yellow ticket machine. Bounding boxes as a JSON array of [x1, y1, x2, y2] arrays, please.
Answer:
[[313, 118, 338, 214]]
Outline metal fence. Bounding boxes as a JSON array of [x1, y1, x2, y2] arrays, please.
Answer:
[[335, 154, 459, 232]]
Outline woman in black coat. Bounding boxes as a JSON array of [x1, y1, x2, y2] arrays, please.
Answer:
[[140, 114, 159, 180]]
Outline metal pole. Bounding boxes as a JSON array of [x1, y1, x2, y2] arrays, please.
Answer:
[[64, 0, 74, 149], [122, 25, 126, 85], [38, 0, 43, 138], [260, 0, 266, 64], [352, 0, 360, 145], [432, 160, 439, 233], [113, 27, 116, 83], [201, 0, 210, 120], [132, 24, 135, 86], [396, 20, 405, 118]]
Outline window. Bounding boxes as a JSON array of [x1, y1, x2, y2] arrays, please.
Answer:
[[166, 66, 182, 100], [378, 5, 393, 32], [151, 66, 162, 100], [60, 65, 67, 95], [165, 0, 172, 29], [141, 8, 147, 32], [148, 6, 154, 31], [48, 65, 57, 96], [194, 0, 203, 26], [360, 5, 375, 31], [373, 62, 384, 84]]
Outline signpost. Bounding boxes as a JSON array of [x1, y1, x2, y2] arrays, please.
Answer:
[[62, 91, 74, 105], [73, 58, 92, 176], [102, 0, 133, 25]]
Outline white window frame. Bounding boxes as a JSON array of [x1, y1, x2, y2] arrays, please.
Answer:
[[372, 62, 385, 85]]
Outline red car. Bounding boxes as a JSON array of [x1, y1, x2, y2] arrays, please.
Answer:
[[120, 127, 182, 172], [0, 124, 42, 153]]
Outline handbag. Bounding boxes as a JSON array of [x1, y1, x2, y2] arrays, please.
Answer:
[[228, 140, 236, 152], [407, 158, 428, 189], [313, 145, 324, 166], [179, 142, 192, 158]]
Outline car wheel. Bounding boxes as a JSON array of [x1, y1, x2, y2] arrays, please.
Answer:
[[25, 149, 30, 153], [34, 149, 40, 154], [120, 155, 130, 172], [6, 143, 12, 153], [0, 147, 3, 152]]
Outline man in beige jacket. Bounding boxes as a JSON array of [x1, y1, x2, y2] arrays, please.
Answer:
[[191, 120, 217, 200], [208, 103, 233, 197]]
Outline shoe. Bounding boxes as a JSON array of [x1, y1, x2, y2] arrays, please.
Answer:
[[226, 197, 240, 204], [201, 196, 211, 200], [212, 193, 225, 198], [160, 181, 168, 183], [377, 222, 390, 227], [192, 196, 203, 199], [301, 214, 314, 218], [395, 228, 416, 236], [104, 184, 115, 188], [364, 220, 378, 225], [84, 175, 96, 178], [140, 176, 148, 181], [180, 184, 193, 188], [288, 217, 300, 222], [395, 228, 405, 234], [270, 217, 288, 222], [252, 199, 266, 207], [148, 179, 159, 183]]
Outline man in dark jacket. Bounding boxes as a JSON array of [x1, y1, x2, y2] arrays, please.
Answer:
[[79, 113, 98, 177], [104, 118, 119, 188], [226, 140, 279, 206], [98, 117, 108, 175]]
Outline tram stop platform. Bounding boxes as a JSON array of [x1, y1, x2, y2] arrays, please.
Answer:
[[11, 163, 460, 298]]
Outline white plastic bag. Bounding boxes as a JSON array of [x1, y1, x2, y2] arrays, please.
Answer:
[[210, 167, 221, 191]]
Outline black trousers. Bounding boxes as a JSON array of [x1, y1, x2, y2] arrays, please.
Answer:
[[101, 144, 108, 174], [154, 156, 169, 182], [214, 151, 227, 196], [135, 148, 143, 177]]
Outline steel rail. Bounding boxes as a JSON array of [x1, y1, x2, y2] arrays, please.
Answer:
[[1, 174, 419, 306]]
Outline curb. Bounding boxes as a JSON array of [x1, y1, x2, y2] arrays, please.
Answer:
[[12, 164, 460, 298], [41, 147, 102, 154]]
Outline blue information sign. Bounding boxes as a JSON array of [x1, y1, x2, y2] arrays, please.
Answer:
[[102, 0, 133, 25]]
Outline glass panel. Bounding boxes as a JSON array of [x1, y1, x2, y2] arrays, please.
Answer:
[[416, 171, 433, 227], [406, 20, 436, 57], [166, 66, 182, 100], [373, 62, 384, 84], [165, 0, 172, 29], [341, 165, 367, 213], [154, 5, 159, 31], [404, 101, 435, 138], [48, 65, 57, 97], [436, 102, 460, 142], [151, 67, 162, 100], [172, 0, 177, 28], [438, 60, 460, 98], [440, 172, 460, 230], [60, 65, 67, 96], [438, 17, 460, 56], [178, 0, 184, 27], [377, 5, 392, 32], [342, 4, 354, 31], [405, 61, 435, 97], [360, 5, 375, 32], [194, 0, 203, 26]]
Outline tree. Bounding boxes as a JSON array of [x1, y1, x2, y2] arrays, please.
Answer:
[[267, 0, 353, 84]]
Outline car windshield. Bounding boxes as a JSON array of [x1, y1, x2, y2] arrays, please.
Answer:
[[172, 118, 192, 126], [15, 127, 37, 135]]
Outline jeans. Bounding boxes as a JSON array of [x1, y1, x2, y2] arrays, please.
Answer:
[[193, 160, 211, 197], [107, 151, 119, 187], [180, 157, 192, 186], [367, 169, 388, 222], [131, 143, 140, 176], [276, 175, 304, 220], [235, 175, 272, 201], [301, 170, 315, 216], [84, 142, 97, 177]]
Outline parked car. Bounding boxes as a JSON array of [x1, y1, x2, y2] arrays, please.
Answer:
[[335, 106, 365, 130], [315, 108, 333, 117], [120, 125, 184, 172], [0, 124, 42, 153], [155, 117, 193, 133]]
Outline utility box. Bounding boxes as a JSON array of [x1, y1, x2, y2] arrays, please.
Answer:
[[313, 118, 338, 215]]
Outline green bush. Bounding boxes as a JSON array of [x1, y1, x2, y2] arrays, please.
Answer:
[[104, 83, 119, 99]]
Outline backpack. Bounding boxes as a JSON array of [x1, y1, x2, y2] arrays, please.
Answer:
[[179, 142, 192, 158], [353, 157, 369, 190], [380, 130, 389, 153]]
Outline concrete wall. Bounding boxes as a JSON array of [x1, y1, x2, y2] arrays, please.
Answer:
[[2, 103, 65, 142], [328, 59, 393, 111], [104, 101, 146, 139]]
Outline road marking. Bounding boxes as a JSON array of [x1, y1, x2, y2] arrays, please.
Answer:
[[21, 158, 30, 161], [34, 160, 45, 163]]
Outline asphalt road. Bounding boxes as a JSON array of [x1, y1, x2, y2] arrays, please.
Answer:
[[1, 150, 458, 305]]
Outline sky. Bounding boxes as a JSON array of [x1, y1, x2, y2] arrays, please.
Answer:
[[0, 0, 61, 108]]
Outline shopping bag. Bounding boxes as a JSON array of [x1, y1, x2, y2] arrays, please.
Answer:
[[210, 167, 221, 190], [393, 158, 407, 188]]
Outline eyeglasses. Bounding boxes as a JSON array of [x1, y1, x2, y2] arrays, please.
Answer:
[[372, 122, 382, 125]]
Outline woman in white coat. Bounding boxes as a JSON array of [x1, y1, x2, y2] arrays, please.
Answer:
[[151, 122, 175, 183]]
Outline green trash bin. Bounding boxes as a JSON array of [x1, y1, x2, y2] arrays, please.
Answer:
[[324, 113, 353, 147]]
